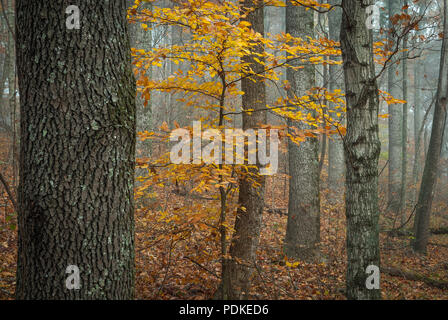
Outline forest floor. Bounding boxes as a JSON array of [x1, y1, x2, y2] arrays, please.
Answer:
[[0, 133, 447, 300]]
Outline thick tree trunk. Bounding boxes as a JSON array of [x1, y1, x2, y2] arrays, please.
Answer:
[[327, 0, 345, 203], [224, 0, 266, 300], [283, 1, 320, 262], [412, 0, 448, 254], [340, 0, 381, 300], [15, 1, 136, 299], [387, 0, 403, 215]]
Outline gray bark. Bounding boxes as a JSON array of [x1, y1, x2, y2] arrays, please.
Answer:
[[130, 1, 153, 184], [283, 1, 320, 262], [16, 0, 136, 299], [412, 59, 423, 203], [387, 0, 403, 214], [0, 0, 13, 132], [412, 0, 448, 254], [328, 0, 345, 202], [340, 0, 381, 300], [400, 1, 409, 223]]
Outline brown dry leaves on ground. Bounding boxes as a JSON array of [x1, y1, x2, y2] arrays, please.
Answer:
[[0, 135, 447, 300]]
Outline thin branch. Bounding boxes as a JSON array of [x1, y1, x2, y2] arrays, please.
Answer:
[[0, 170, 17, 212]]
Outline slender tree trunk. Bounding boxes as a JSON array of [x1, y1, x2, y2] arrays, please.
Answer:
[[224, 0, 266, 300], [327, 0, 345, 203], [387, 0, 403, 215], [412, 59, 423, 203], [412, 2, 426, 204], [340, 0, 381, 300], [400, 2, 409, 223], [283, 0, 320, 262], [412, 0, 448, 254], [0, 0, 13, 132], [130, 1, 153, 186], [319, 62, 328, 176], [16, 1, 136, 299], [424, 125, 430, 158], [0, 39, 10, 131], [319, 128, 327, 176]]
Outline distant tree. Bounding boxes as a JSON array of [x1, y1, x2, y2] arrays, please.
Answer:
[[400, 0, 409, 222], [413, 0, 448, 254], [327, 0, 345, 203], [388, 0, 403, 215]]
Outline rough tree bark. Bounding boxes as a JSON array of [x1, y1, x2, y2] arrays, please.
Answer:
[[224, 0, 266, 300], [16, 1, 136, 299], [340, 0, 382, 300], [412, 0, 448, 254], [283, 0, 321, 262]]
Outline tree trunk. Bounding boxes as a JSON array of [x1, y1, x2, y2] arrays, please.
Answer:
[[16, 1, 136, 299], [0, 0, 13, 132], [224, 0, 266, 300], [412, 58, 423, 203], [130, 1, 153, 186], [327, 0, 345, 203], [412, 0, 448, 254], [283, 1, 320, 262], [340, 0, 382, 300], [400, 1, 409, 223], [412, 2, 426, 204], [319, 61, 328, 176], [387, 0, 403, 215]]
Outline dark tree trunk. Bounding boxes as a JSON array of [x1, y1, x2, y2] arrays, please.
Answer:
[[340, 0, 382, 300], [224, 0, 266, 300], [412, 0, 448, 254], [16, 1, 136, 299]]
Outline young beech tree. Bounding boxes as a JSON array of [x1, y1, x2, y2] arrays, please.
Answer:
[[340, 0, 381, 300], [16, 1, 136, 299], [224, 0, 267, 300], [132, 0, 340, 300]]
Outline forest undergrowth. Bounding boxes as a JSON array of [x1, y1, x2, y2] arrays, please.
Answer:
[[1, 133, 447, 300]]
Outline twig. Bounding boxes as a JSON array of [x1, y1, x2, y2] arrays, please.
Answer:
[[0, 170, 17, 212], [156, 239, 176, 297], [185, 256, 220, 279]]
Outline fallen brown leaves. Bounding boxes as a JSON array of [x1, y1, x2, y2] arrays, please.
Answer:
[[0, 134, 447, 300]]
